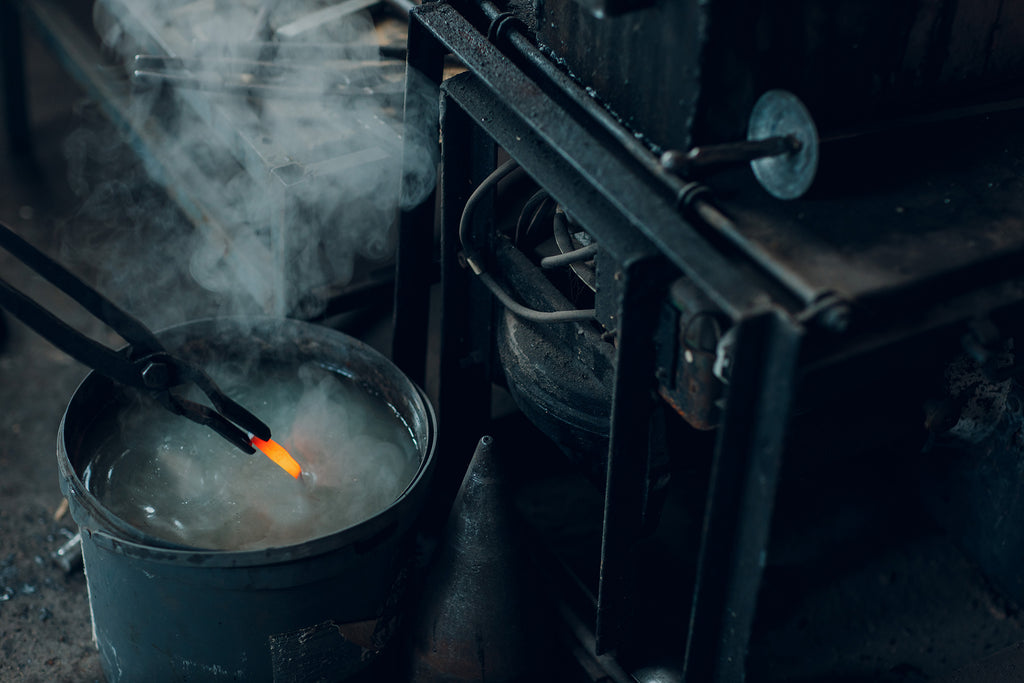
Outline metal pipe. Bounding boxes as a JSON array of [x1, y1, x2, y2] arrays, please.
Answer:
[[540, 242, 598, 268], [550, 209, 597, 291], [275, 0, 378, 39], [661, 135, 801, 175], [459, 159, 596, 323]]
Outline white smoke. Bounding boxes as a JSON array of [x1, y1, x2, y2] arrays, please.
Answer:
[[68, 0, 437, 320]]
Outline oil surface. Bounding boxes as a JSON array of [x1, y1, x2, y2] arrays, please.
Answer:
[[82, 361, 419, 550]]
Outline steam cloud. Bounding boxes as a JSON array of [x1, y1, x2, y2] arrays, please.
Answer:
[[63, 0, 437, 323], [89, 359, 420, 550]]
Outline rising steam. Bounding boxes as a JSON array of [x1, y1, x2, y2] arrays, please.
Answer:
[[67, 0, 437, 320]]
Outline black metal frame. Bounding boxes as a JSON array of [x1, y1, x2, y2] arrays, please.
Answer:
[[13, 0, 1024, 677], [391, 3, 809, 680]]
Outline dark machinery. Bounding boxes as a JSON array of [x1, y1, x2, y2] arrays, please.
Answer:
[[11, 0, 1024, 679], [391, 2, 1024, 681]]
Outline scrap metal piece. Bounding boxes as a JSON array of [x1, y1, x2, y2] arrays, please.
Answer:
[[747, 89, 819, 200]]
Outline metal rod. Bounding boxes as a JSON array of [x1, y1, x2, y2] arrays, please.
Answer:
[[596, 255, 674, 653], [661, 135, 802, 174], [683, 310, 803, 682], [275, 0, 378, 39], [1, 0, 32, 158], [133, 54, 405, 75], [391, 12, 446, 387], [131, 69, 403, 99], [51, 532, 83, 574]]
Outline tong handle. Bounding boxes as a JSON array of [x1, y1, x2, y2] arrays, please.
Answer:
[[0, 223, 158, 388], [0, 222, 270, 449], [0, 222, 163, 355]]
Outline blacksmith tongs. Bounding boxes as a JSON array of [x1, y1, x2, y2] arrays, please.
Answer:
[[0, 221, 270, 453]]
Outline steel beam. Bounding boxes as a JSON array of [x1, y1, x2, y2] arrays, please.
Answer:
[[392, 14, 446, 386], [596, 254, 675, 653], [1, 0, 32, 158], [683, 309, 803, 682]]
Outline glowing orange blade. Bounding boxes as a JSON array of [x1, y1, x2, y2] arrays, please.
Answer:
[[251, 436, 303, 479]]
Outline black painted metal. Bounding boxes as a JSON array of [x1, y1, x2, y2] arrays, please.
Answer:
[[424, 87, 499, 530], [683, 310, 802, 682], [595, 254, 676, 653], [412, 2, 802, 322], [1, 0, 32, 158], [391, 16, 446, 388]]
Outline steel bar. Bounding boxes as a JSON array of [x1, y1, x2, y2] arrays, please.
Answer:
[[132, 54, 405, 78], [595, 254, 676, 653], [683, 309, 803, 682], [661, 136, 801, 174], [131, 69, 404, 99], [275, 0, 378, 39], [391, 11, 446, 386], [189, 40, 407, 62], [421, 88, 499, 531], [1, 0, 32, 157]]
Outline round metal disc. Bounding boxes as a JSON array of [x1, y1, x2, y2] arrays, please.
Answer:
[[747, 90, 819, 200]]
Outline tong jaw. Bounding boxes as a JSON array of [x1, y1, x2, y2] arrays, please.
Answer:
[[130, 351, 272, 454]]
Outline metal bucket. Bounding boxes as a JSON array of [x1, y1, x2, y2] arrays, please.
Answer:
[[57, 318, 437, 682]]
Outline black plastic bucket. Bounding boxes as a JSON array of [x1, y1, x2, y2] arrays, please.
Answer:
[[57, 318, 437, 682]]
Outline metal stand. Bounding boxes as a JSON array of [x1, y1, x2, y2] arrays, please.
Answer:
[[393, 3, 809, 680]]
